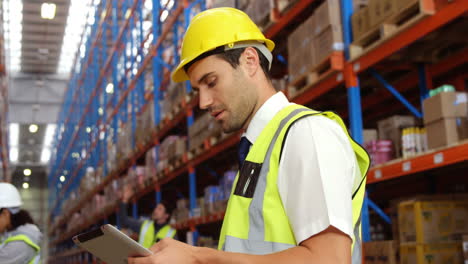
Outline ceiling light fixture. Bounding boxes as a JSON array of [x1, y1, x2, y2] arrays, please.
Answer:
[[41, 3, 56, 19], [9, 148, 18, 163], [3, 0, 23, 73], [22, 182, 29, 189], [106, 83, 114, 94], [29, 124, 39, 133], [60, 175, 65, 182], [23, 168, 31, 176]]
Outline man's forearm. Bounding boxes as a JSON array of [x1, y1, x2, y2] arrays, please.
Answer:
[[197, 245, 315, 264]]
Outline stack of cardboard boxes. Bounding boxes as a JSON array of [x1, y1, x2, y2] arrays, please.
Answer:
[[188, 112, 223, 151], [377, 115, 416, 159], [351, 0, 416, 43], [423, 91, 468, 149], [398, 197, 468, 264], [364, 240, 398, 264], [313, 0, 343, 65], [287, 14, 316, 86], [157, 135, 187, 172], [287, 0, 343, 96]]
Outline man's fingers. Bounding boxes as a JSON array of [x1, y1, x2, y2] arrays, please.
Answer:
[[149, 238, 170, 253], [128, 256, 154, 264]]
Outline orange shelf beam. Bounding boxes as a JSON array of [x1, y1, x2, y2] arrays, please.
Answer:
[[367, 142, 468, 184], [173, 211, 226, 230]]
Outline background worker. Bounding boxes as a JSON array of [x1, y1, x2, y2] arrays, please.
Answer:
[[119, 185, 177, 248], [129, 7, 369, 264], [0, 182, 42, 264]]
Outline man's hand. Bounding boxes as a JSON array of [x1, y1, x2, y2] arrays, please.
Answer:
[[121, 184, 133, 203], [128, 238, 202, 264]]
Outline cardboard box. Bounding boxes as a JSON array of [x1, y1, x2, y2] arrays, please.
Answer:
[[364, 129, 378, 143], [353, 0, 369, 10], [314, 24, 343, 65], [458, 118, 468, 141], [380, 0, 398, 20], [400, 242, 463, 264], [364, 241, 398, 264], [377, 115, 416, 158], [423, 92, 468, 124], [352, 6, 371, 41], [368, 0, 384, 27], [426, 118, 465, 149], [314, 0, 342, 36], [398, 199, 468, 244], [288, 14, 316, 83], [463, 235, 468, 263], [245, 0, 271, 28]]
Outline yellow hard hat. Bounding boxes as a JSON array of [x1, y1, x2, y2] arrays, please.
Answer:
[[171, 7, 275, 83]]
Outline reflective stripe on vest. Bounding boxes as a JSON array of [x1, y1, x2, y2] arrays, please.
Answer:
[[139, 221, 176, 248], [218, 105, 369, 263], [3, 234, 41, 264], [139, 220, 155, 248]]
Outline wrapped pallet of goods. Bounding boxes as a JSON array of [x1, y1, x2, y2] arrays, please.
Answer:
[[398, 196, 468, 264]]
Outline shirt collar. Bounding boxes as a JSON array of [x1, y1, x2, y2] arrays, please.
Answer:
[[243, 92, 291, 144]]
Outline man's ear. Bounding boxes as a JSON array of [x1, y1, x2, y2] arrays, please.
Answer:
[[241, 47, 260, 77]]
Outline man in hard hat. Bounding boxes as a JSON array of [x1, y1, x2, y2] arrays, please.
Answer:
[[129, 7, 369, 264], [0, 183, 42, 264]]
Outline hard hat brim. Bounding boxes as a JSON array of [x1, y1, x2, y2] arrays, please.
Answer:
[[171, 39, 275, 83]]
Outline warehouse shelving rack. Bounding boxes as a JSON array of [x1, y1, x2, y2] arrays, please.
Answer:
[[48, 0, 468, 262]]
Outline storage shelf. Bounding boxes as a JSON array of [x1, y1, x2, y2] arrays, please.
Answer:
[[173, 211, 226, 230], [49, 94, 198, 234], [48, 248, 85, 261], [367, 141, 468, 184]]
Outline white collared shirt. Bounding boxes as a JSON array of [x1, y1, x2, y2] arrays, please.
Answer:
[[244, 92, 358, 244]]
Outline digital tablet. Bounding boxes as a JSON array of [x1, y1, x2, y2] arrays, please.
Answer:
[[73, 224, 153, 263]]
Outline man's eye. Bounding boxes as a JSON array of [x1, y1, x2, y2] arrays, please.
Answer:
[[208, 81, 216, 88]]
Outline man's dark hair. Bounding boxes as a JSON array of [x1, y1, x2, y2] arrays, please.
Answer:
[[184, 46, 271, 79], [159, 201, 174, 217], [0, 208, 35, 231]]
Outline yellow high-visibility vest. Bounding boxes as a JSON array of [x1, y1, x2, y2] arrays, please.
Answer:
[[218, 104, 369, 264], [139, 220, 176, 248], [2, 234, 41, 264]]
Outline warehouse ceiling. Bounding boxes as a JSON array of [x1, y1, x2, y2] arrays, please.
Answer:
[[21, 0, 68, 74], [2, 0, 91, 188]]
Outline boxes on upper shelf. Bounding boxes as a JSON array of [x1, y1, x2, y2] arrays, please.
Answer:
[[313, 0, 343, 65], [423, 91, 468, 149], [245, 0, 271, 29], [314, 0, 342, 36], [287, 14, 316, 84], [351, 6, 370, 41], [423, 91, 468, 124]]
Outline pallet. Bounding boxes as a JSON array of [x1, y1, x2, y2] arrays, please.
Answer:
[[287, 51, 344, 99], [350, 0, 434, 60]]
